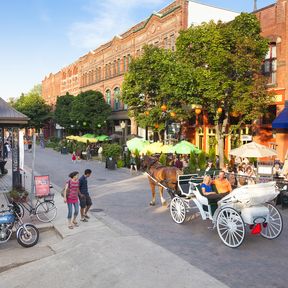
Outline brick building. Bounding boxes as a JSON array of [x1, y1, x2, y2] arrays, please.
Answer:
[[254, 0, 288, 161], [42, 0, 238, 139]]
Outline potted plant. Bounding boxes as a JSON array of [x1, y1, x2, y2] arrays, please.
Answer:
[[7, 185, 29, 203], [102, 143, 122, 170]]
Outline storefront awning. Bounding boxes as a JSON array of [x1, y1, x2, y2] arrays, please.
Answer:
[[272, 107, 288, 129]]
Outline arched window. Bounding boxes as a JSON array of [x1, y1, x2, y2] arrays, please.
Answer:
[[106, 89, 111, 105], [114, 87, 120, 111]]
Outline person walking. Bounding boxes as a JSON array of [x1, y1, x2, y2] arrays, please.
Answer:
[[79, 169, 92, 222], [63, 171, 82, 229], [130, 153, 137, 175], [71, 151, 77, 163]]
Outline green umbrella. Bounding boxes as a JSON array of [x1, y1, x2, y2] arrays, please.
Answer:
[[172, 141, 201, 154], [82, 133, 96, 138], [126, 138, 149, 152], [96, 135, 110, 141]]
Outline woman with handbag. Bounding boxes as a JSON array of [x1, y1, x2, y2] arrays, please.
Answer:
[[63, 171, 82, 229]]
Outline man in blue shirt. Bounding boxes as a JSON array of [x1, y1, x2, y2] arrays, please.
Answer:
[[79, 169, 92, 222]]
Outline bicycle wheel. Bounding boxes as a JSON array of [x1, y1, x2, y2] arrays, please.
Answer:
[[35, 201, 57, 222]]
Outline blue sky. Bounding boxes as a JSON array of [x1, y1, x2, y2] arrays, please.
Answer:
[[0, 0, 275, 101]]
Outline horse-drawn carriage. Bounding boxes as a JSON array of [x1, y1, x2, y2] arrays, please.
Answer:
[[169, 175, 282, 248], [143, 156, 283, 248]]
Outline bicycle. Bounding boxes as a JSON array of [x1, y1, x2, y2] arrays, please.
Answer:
[[16, 194, 57, 223]]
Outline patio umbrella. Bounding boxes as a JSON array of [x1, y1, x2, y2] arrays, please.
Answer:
[[172, 141, 201, 154], [229, 142, 277, 158], [161, 144, 174, 154], [96, 135, 109, 141], [140, 142, 164, 154], [82, 133, 96, 138], [66, 135, 78, 140], [126, 138, 149, 153]]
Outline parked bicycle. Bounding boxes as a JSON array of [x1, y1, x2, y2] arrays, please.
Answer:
[[16, 193, 57, 223]]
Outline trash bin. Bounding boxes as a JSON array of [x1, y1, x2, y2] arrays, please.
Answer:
[[106, 157, 116, 170], [61, 147, 68, 154]]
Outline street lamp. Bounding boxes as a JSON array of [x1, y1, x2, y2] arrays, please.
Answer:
[[120, 121, 126, 144]]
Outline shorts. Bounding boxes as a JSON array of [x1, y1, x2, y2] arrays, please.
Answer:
[[79, 194, 92, 208]]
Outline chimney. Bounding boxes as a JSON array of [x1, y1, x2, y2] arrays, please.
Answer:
[[254, 0, 257, 11]]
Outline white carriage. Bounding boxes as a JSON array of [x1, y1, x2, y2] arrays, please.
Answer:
[[169, 175, 283, 248]]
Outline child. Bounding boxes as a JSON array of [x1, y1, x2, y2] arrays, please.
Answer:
[[130, 153, 137, 175], [72, 152, 76, 164]]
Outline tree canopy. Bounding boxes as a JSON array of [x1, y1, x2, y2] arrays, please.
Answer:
[[121, 45, 186, 139], [70, 90, 112, 132], [176, 13, 270, 123], [121, 13, 273, 165], [54, 93, 75, 130], [175, 13, 271, 165], [12, 85, 51, 130]]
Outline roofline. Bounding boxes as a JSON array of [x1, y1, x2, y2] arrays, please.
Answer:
[[252, 3, 276, 14], [188, 0, 239, 14]]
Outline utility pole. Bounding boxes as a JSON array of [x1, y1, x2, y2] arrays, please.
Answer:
[[254, 0, 257, 11]]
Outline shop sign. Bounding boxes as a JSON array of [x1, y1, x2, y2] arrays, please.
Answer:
[[34, 175, 50, 197]]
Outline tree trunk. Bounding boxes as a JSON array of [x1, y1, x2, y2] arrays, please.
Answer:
[[216, 117, 228, 169]]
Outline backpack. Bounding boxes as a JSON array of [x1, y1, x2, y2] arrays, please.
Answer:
[[61, 180, 70, 197]]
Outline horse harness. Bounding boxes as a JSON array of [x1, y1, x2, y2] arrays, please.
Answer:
[[147, 158, 178, 188]]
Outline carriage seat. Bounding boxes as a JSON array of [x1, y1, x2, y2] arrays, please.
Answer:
[[189, 181, 219, 215], [177, 174, 199, 197]]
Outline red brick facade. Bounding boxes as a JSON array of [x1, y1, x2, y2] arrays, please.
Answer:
[[42, 0, 287, 160], [42, 0, 188, 134], [254, 0, 288, 161]]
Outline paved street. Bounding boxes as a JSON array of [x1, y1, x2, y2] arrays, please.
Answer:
[[2, 146, 287, 288]]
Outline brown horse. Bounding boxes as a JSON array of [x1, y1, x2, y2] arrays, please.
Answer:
[[142, 155, 182, 206]]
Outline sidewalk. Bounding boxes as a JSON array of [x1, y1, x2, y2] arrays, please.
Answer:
[[0, 161, 233, 288]]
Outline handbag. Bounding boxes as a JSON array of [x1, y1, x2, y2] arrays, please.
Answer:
[[61, 180, 70, 197]]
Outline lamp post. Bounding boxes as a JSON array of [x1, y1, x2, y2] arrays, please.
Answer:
[[120, 121, 126, 145]]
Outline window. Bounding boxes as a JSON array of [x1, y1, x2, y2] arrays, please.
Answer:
[[98, 67, 101, 81], [95, 68, 98, 82], [113, 60, 116, 76], [170, 34, 175, 51], [163, 37, 168, 50], [109, 63, 112, 77], [117, 59, 121, 74], [114, 87, 120, 111], [105, 64, 108, 79], [123, 56, 127, 72], [262, 43, 277, 85], [106, 90, 111, 105]]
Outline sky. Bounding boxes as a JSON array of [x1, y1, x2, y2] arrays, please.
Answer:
[[0, 0, 276, 101]]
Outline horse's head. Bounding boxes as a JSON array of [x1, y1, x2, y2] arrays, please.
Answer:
[[142, 155, 158, 170]]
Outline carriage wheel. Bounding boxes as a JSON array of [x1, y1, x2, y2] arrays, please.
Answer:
[[216, 207, 245, 248], [170, 197, 186, 224], [261, 203, 283, 239]]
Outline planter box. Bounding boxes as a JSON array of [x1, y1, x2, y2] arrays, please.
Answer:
[[106, 158, 116, 170]]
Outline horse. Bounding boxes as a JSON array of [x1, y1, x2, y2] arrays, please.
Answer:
[[142, 155, 182, 206]]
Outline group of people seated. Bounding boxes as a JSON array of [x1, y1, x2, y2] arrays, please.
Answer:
[[201, 171, 232, 201]]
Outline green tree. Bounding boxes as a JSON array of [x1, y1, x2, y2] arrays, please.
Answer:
[[175, 13, 272, 167], [54, 93, 75, 130], [70, 90, 111, 133], [121, 45, 184, 141], [12, 85, 51, 131]]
